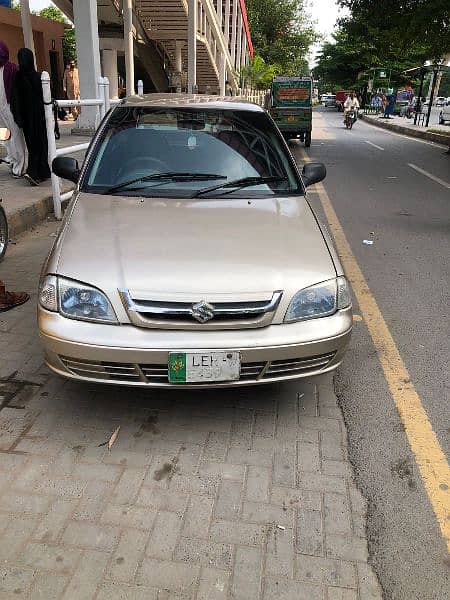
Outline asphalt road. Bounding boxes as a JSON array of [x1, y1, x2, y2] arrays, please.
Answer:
[[290, 107, 449, 599]]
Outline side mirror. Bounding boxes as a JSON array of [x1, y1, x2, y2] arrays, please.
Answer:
[[52, 156, 80, 184], [302, 162, 327, 187], [0, 127, 11, 142]]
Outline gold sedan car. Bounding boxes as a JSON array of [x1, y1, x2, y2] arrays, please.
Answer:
[[39, 95, 352, 387]]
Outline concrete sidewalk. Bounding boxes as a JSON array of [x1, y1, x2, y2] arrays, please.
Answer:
[[360, 112, 450, 146], [0, 122, 91, 238]]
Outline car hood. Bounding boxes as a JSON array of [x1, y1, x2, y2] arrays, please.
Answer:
[[55, 193, 335, 303]]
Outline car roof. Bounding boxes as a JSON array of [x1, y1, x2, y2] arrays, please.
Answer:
[[119, 93, 265, 112]]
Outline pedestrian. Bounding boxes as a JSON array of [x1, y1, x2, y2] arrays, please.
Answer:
[[10, 48, 51, 186], [0, 41, 25, 178], [383, 91, 395, 119], [0, 280, 29, 312], [62, 59, 80, 119], [225, 80, 233, 96]]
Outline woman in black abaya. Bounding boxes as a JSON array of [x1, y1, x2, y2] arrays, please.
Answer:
[[11, 48, 50, 186]]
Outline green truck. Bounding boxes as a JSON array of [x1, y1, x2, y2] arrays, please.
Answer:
[[265, 76, 313, 147]]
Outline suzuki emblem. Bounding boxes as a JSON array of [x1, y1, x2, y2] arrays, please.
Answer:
[[191, 300, 215, 323]]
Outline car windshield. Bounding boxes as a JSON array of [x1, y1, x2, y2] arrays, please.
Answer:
[[81, 106, 302, 198]]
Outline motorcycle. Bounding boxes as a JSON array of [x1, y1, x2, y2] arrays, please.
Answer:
[[344, 110, 357, 129]]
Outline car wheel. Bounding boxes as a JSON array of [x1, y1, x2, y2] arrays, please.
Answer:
[[304, 132, 311, 147]]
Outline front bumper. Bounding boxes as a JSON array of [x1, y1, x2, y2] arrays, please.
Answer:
[[39, 307, 352, 388]]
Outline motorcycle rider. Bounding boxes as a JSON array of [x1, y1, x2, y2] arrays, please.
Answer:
[[343, 92, 360, 124]]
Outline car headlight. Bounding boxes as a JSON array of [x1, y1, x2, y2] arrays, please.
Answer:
[[39, 275, 118, 324], [284, 276, 351, 323]]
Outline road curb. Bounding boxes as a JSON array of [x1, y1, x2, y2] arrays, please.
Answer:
[[7, 190, 71, 239], [360, 113, 450, 146]]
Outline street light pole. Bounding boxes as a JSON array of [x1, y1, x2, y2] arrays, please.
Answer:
[[414, 67, 425, 126]]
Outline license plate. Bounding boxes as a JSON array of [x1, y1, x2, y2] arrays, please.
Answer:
[[287, 115, 295, 122], [168, 351, 240, 383]]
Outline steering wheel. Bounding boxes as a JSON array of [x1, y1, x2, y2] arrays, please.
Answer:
[[117, 156, 169, 181]]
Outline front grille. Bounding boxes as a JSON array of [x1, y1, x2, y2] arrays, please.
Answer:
[[59, 352, 336, 385], [118, 289, 283, 330]]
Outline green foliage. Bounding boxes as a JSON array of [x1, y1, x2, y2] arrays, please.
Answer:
[[241, 55, 281, 89], [314, 0, 450, 92], [38, 5, 77, 63], [245, 0, 318, 76]]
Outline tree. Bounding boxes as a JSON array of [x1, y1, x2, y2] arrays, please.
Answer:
[[241, 55, 281, 89], [314, 0, 450, 93], [39, 5, 76, 64], [245, 0, 318, 75]]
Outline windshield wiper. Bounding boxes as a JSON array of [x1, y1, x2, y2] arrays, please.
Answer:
[[104, 172, 226, 194], [191, 175, 288, 198]]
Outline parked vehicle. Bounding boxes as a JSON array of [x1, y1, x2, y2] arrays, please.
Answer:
[[336, 90, 353, 112], [39, 95, 352, 388], [439, 104, 450, 125], [344, 109, 357, 129], [266, 76, 313, 146], [435, 97, 446, 107], [322, 94, 337, 108]]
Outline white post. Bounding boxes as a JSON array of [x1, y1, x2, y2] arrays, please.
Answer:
[[97, 76, 106, 120], [231, 0, 238, 67], [73, 0, 102, 130], [20, 0, 36, 60], [224, 0, 231, 45], [102, 48, 118, 99], [124, 0, 135, 96], [217, 0, 223, 27], [137, 79, 144, 96], [236, 14, 242, 72], [42, 72, 62, 220], [188, 0, 197, 94], [175, 41, 183, 73], [103, 77, 111, 113], [219, 52, 226, 95]]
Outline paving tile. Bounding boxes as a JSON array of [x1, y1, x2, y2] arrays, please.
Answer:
[[297, 441, 321, 473], [29, 572, 68, 600], [145, 511, 183, 559], [197, 566, 230, 600], [96, 582, 159, 600], [136, 485, 188, 513], [356, 562, 383, 599], [325, 534, 369, 562], [273, 443, 297, 487], [62, 549, 110, 600], [246, 465, 270, 503], [265, 526, 295, 577], [263, 577, 323, 600], [108, 529, 149, 582], [230, 546, 262, 600], [72, 480, 113, 521], [199, 462, 245, 481], [0, 565, 35, 594], [214, 480, 242, 520], [327, 587, 358, 600], [137, 558, 200, 591], [0, 491, 51, 515], [182, 495, 214, 538], [0, 516, 39, 561], [324, 493, 352, 536], [110, 468, 147, 505], [21, 542, 82, 573], [295, 555, 356, 588], [271, 486, 322, 512], [209, 519, 266, 546], [62, 521, 121, 551], [242, 501, 292, 528], [174, 536, 232, 568], [296, 508, 324, 557], [101, 503, 157, 530]]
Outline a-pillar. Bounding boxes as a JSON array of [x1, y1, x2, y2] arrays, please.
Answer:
[[73, 0, 102, 131], [124, 0, 135, 96], [20, 0, 36, 60], [102, 49, 119, 99], [188, 0, 197, 93]]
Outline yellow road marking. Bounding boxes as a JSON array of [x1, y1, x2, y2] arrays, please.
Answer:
[[300, 149, 450, 552]]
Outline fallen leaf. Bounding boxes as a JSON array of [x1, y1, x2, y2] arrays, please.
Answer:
[[108, 426, 121, 450], [353, 314, 363, 322]]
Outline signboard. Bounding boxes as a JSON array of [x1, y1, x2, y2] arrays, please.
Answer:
[[0, 0, 12, 6], [272, 78, 312, 108], [379, 71, 386, 78]]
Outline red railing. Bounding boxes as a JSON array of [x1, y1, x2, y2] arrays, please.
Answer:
[[239, 0, 254, 58]]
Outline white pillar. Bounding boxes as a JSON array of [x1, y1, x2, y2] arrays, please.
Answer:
[[124, 0, 135, 96], [175, 41, 183, 73], [236, 14, 242, 71], [20, 0, 36, 60], [224, 0, 231, 45], [217, 0, 223, 27], [102, 49, 118, 99], [219, 52, 226, 95], [73, 0, 102, 130], [188, 0, 197, 93], [231, 0, 238, 67]]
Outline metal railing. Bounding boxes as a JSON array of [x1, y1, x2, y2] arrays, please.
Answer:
[[42, 72, 144, 219]]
